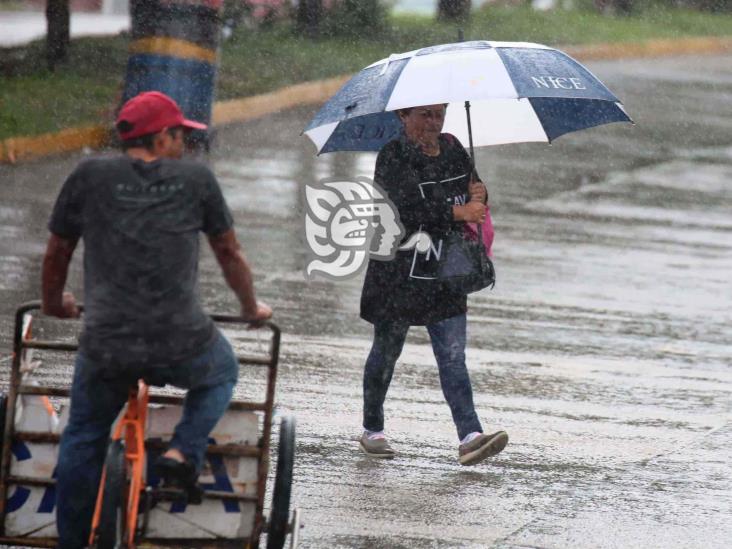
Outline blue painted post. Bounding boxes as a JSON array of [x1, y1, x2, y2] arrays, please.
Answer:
[[122, 0, 223, 146]]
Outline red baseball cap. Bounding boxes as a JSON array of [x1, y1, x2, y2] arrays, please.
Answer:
[[116, 91, 207, 140]]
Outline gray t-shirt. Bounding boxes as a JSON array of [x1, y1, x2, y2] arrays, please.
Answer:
[[48, 155, 233, 370]]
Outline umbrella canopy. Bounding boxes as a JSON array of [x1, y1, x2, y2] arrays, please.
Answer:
[[304, 41, 632, 154]]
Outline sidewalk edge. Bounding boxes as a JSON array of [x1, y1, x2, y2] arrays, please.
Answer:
[[2, 36, 730, 165]]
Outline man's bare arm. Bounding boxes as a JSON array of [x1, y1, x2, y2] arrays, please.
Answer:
[[42, 234, 80, 318], [207, 229, 272, 322]]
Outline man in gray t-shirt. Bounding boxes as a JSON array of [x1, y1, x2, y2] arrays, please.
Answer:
[[42, 91, 272, 549]]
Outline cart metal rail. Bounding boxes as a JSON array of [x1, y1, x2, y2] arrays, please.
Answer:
[[0, 301, 298, 548]]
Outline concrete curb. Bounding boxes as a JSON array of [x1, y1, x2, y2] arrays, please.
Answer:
[[563, 36, 732, 60], [1, 36, 730, 165], [0, 125, 111, 165], [211, 75, 350, 127]]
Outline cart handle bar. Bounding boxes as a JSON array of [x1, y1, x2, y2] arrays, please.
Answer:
[[13, 301, 281, 368]]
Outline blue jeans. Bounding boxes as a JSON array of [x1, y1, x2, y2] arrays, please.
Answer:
[[55, 332, 238, 549], [363, 313, 483, 441]]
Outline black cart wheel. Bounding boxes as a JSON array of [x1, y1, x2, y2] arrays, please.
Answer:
[[96, 440, 126, 549], [267, 416, 296, 549]]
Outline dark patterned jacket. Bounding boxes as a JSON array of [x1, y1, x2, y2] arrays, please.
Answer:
[[360, 133, 475, 325]]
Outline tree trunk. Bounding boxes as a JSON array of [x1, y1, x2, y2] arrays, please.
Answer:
[[297, 0, 323, 38], [615, 0, 634, 13], [694, 0, 731, 11], [437, 0, 471, 21], [46, 0, 70, 70], [594, 0, 634, 14]]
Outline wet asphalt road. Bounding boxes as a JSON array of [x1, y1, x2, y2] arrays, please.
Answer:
[[1, 54, 731, 548]]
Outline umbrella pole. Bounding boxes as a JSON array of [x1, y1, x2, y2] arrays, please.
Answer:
[[458, 31, 487, 255], [464, 100, 475, 165], [464, 99, 486, 252], [457, 28, 474, 161]]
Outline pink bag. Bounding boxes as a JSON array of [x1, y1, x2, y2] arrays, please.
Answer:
[[464, 204, 494, 257]]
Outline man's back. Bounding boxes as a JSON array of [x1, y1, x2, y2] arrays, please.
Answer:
[[48, 155, 233, 368]]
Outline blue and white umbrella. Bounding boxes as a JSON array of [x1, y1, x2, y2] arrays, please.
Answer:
[[304, 40, 632, 155]]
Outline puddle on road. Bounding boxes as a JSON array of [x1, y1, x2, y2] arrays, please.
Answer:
[[526, 155, 732, 228]]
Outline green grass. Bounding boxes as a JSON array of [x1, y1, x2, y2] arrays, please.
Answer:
[[468, 5, 732, 44], [1, 5, 731, 140], [0, 35, 129, 140], [0, 0, 27, 11]]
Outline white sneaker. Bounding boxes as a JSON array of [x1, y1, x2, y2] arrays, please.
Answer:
[[359, 431, 395, 459], [458, 431, 508, 466]]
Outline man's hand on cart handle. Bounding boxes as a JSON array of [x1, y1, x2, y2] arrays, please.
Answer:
[[208, 229, 271, 328], [44, 291, 81, 319], [241, 301, 273, 328]]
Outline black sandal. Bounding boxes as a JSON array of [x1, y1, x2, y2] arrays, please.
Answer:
[[154, 455, 203, 504]]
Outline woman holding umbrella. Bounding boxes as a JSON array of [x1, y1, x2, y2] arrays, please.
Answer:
[[304, 40, 632, 464], [359, 103, 509, 466]]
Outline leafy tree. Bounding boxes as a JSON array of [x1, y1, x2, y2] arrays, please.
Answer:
[[46, 0, 70, 70], [297, 0, 323, 38], [438, 0, 472, 21], [594, 0, 635, 14], [321, 0, 388, 37], [692, 0, 731, 11]]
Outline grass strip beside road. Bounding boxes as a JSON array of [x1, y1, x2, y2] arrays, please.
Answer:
[[1, 6, 731, 141]]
